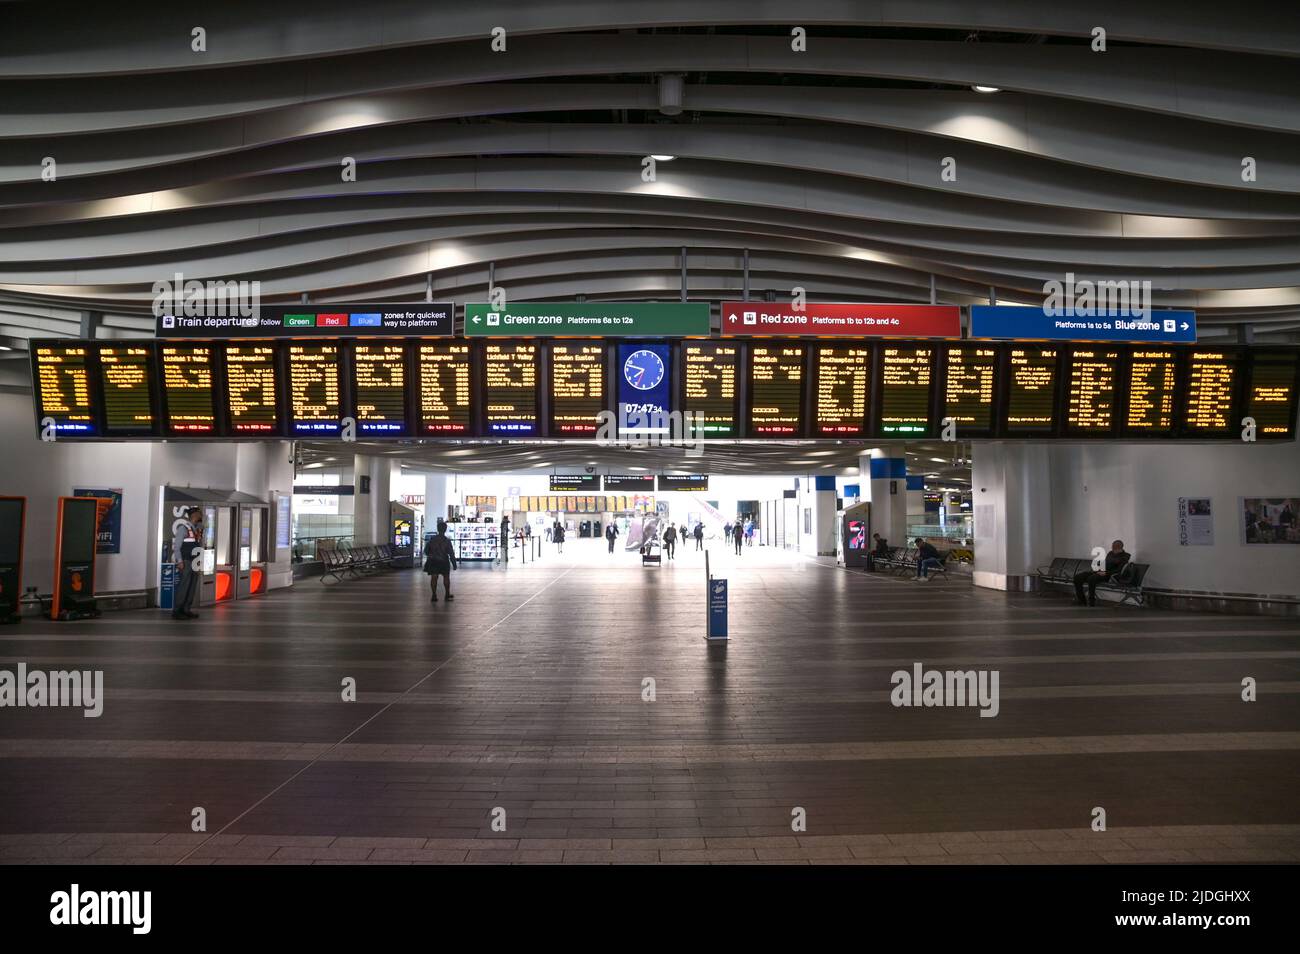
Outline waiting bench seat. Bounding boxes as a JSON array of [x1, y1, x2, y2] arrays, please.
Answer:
[[1035, 556, 1151, 606]]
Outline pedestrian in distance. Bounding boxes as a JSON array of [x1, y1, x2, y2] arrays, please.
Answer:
[[663, 522, 677, 559], [733, 520, 744, 555], [694, 521, 704, 551], [605, 521, 619, 554], [423, 519, 458, 602], [554, 521, 566, 554]]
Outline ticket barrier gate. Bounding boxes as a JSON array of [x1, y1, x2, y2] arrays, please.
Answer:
[[162, 489, 270, 608]]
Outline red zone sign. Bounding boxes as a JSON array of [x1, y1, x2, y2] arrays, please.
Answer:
[[721, 302, 961, 337]]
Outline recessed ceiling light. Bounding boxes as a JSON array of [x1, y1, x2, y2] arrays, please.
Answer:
[[651, 154, 676, 161], [971, 85, 1001, 94]]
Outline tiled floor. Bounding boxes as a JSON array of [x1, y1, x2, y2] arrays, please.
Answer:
[[2, 540, 1297, 864]]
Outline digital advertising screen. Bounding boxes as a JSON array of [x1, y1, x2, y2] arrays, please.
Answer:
[[1006, 346, 1058, 433], [98, 345, 156, 434], [748, 344, 804, 435], [878, 346, 933, 436], [617, 343, 671, 436], [418, 342, 471, 435], [160, 343, 217, 435], [483, 342, 539, 436], [1125, 349, 1178, 435], [682, 342, 739, 437], [224, 343, 279, 433], [287, 342, 342, 436], [549, 342, 606, 436], [1065, 347, 1120, 433], [1246, 351, 1298, 438], [1183, 350, 1240, 435], [33, 344, 95, 435], [813, 345, 869, 436], [353, 343, 407, 435], [942, 345, 996, 434]]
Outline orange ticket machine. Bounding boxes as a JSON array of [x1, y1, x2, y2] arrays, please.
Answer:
[[51, 495, 101, 621], [0, 496, 25, 624]]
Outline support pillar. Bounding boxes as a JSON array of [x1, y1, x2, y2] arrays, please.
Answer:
[[860, 449, 907, 548], [971, 444, 1053, 591], [424, 473, 449, 527]]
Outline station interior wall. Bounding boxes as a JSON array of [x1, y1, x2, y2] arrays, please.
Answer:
[[0, 391, 295, 598]]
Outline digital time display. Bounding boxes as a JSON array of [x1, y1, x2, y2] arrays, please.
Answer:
[[33, 345, 94, 435], [160, 344, 216, 434], [418, 343, 471, 435], [814, 345, 869, 436], [353, 343, 407, 435], [1066, 347, 1119, 433], [1246, 351, 1298, 438], [1006, 347, 1058, 432], [683, 342, 738, 437], [225, 344, 278, 433], [1126, 349, 1177, 433], [484, 342, 539, 436], [549, 342, 605, 436], [879, 347, 932, 436], [749, 344, 804, 435], [942, 345, 996, 434], [287, 343, 341, 435]]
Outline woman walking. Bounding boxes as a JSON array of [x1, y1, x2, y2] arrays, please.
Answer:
[[423, 519, 458, 602]]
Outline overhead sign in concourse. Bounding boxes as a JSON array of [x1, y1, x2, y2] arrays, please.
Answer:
[[464, 302, 710, 337], [970, 305, 1197, 343], [155, 303, 455, 338], [721, 302, 960, 337]]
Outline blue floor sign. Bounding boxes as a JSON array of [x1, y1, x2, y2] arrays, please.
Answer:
[[708, 579, 728, 639]]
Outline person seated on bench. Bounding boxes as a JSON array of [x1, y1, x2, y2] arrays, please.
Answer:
[[914, 537, 943, 580], [868, 533, 889, 572], [1073, 540, 1131, 607]]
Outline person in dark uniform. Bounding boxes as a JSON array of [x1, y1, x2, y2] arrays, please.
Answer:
[[694, 522, 704, 550], [605, 521, 619, 554], [172, 508, 202, 621], [1073, 540, 1131, 607], [423, 519, 457, 602], [663, 523, 677, 560]]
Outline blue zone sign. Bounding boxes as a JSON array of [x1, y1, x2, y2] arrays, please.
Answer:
[[970, 305, 1197, 343]]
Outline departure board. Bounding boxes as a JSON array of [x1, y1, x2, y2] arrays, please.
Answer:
[[1006, 347, 1058, 432], [353, 343, 407, 435], [225, 344, 278, 433], [1184, 350, 1239, 434], [1126, 349, 1177, 434], [99, 345, 155, 433], [33, 345, 94, 435], [417, 343, 471, 435], [813, 345, 869, 436], [287, 343, 341, 435], [484, 342, 539, 435], [683, 342, 739, 436], [1246, 351, 1298, 438], [748, 344, 804, 435], [549, 342, 605, 436], [942, 346, 996, 433], [160, 344, 216, 434], [1066, 347, 1120, 433], [879, 346, 933, 436]]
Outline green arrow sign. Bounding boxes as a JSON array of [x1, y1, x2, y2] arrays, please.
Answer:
[[464, 302, 711, 337]]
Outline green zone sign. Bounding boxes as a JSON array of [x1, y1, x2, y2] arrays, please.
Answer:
[[464, 302, 711, 337]]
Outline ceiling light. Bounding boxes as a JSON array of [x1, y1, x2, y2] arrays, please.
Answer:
[[651, 154, 676, 162], [971, 85, 1001, 94]]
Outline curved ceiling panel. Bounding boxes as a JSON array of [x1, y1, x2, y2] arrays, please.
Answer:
[[2, 2, 1298, 345]]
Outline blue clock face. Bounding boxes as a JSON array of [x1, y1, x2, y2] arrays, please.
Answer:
[[623, 349, 665, 391]]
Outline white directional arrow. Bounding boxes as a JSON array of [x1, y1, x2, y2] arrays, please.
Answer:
[[728, 313, 739, 322], [1181, 322, 1190, 331], [472, 316, 480, 323]]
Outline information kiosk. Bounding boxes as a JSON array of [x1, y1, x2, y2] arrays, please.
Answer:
[[840, 502, 872, 570], [0, 496, 25, 624]]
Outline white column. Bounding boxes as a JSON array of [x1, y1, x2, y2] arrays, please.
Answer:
[[860, 449, 907, 547], [971, 443, 1054, 591], [424, 473, 449, 527]]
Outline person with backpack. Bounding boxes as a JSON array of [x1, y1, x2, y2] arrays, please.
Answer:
[[423, 520, 458, 602], [733, 520, 744, 555], [663, 522, 677, 560]]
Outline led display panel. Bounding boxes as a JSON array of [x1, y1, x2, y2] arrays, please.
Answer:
[[353, 343, 407, 435], [549, 342, 606, 436], [813, 345, 869, 436], [748, 344, 804, 435], [682, 342, 739, 437], [417, 342, 471, 435], [160, 343, 217, 435], [483, 342, 539, 436], [879, 346, 933, 436]]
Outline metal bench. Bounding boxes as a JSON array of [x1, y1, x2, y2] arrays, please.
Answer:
[[1036, 556, 1150, 606]]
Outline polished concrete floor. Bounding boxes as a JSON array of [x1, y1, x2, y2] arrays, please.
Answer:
[[2, 539, 1298, 864]]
